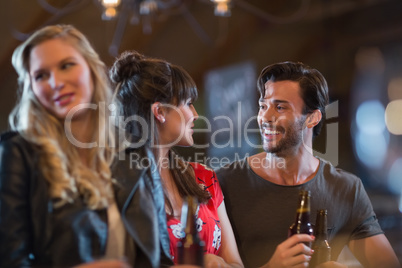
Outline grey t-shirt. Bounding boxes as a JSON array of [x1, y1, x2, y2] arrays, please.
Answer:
[[216, 157, 383, 268]]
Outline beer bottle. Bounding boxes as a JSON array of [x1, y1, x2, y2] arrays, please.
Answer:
[[310, 209, 331, 267], [176, 196, 204, 266], [288, 190, 313, 247]]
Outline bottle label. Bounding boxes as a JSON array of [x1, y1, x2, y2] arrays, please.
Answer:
[[296, 207, 310, 213]]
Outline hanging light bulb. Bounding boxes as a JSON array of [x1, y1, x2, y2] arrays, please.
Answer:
[[139, 0, 159, 34], [100, 0, 121, 20], [210, 0, 231, 17], [139, 0, 158, 15]]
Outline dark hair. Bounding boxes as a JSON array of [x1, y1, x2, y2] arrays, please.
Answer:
[[257, 61, 329, 138], [110, 50, 209, 208], [110, 51, 198, 142]]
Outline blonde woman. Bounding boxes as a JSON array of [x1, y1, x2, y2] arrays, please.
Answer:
[[0, 25, 171, 267]]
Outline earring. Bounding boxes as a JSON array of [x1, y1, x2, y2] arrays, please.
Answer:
[[160, 117, 165, 123]]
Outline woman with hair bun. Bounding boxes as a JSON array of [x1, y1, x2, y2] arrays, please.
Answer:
[[0, 25, 170, 268], [110, 50, 244, 267]]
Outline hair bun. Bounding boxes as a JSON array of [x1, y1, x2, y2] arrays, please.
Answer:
[[110, 50, 144, 84]]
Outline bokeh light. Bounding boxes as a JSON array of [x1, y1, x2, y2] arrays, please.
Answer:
[[354, 100, 388, 169], [388, 158, 402, 196], [385, 100, 402, 135], [356, 100, 386, 134], [354, 47, 385, 74], [387, 77, 402, 101], [355, 131, 387, 169]]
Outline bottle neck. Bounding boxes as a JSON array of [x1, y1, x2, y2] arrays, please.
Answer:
[[315, 212, 328, 239], [184, 215, 198, 235], [182, 196, 199, 235], [296, 194, 311, 222]]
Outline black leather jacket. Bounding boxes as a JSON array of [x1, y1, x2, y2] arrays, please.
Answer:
[[0, 132, 173, 267]]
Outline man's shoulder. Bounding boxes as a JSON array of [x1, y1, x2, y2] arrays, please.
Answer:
[[319, 158, 358, 177], [318, 157, 362, 185]]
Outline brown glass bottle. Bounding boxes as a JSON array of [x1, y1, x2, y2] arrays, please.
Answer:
[[288, 190, 313, 247], [176, 196, 205, 266], [310, 209, 331, 267]]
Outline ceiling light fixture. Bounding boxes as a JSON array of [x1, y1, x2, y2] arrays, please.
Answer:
[[210, 0, 232, 17], [9, 0, 311, 56], [100, 0, 121, 20]]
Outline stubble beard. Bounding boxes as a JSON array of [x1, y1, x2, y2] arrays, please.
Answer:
[[262, 118, 306, 156]]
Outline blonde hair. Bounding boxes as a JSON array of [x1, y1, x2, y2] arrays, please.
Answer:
[[10, 24, 115, 209]]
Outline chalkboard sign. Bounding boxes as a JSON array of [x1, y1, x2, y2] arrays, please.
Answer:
[[204, 61, 260, 168]]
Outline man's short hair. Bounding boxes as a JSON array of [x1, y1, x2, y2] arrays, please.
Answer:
[[257, 61, 330, 138]]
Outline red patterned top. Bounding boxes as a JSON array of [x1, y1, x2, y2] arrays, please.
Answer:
[[167, 162, 224, 264]]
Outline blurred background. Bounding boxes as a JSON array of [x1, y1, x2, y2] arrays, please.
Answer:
[[1, 0, 401, 265]]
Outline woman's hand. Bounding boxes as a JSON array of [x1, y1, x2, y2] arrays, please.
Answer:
[[169, 254, 232, 268], [261, 234, 315, 268], [204, 253, 231, 268]]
